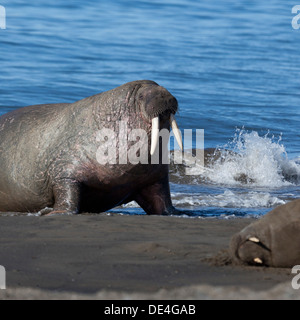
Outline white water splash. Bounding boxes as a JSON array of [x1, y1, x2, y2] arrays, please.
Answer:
[[171, 190, 286, 208], [203, 130, 300, 188], [120, 190, 285, 210]]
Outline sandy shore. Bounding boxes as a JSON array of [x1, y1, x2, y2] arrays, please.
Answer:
[[0, 214, 297, 300]]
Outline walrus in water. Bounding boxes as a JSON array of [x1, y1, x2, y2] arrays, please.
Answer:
[[230, 199, 300, 267], [0, 80, 183, 215]]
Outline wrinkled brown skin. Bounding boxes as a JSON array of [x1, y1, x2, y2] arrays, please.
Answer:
[[230, 199, 300, 268], [0, 80, 178, 215]]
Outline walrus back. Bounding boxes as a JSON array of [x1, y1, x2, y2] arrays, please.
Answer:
[[0, 103, 71, 211]]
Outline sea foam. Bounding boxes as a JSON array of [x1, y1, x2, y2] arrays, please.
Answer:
[[171, 190, 285, 209], [171, 129, 300, 188], [205, 130, 300, 187]]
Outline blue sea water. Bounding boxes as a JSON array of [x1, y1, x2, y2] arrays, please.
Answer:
[[0, 0, 299, 217]]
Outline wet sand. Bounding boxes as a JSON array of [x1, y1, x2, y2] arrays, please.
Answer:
[[0, 214, 296, 299]]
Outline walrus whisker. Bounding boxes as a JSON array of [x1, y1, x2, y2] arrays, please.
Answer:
[[149, 106, 178, 119]]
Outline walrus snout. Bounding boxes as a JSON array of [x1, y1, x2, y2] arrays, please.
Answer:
[[138, 85, 178, 120], [137, 84, 182, 155]]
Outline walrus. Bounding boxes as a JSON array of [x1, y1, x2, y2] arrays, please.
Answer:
[[0, 80, 183, 215], [230, 199, 300, 267]]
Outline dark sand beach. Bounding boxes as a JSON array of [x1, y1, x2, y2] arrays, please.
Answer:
[[0, 214, 297, 300]]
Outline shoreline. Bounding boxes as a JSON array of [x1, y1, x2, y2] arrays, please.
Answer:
[[0, 214, 296, 299]]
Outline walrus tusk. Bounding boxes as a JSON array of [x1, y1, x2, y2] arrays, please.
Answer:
[[249, 237, 260, 243], [170, 114, 183, 151], [254, 257, 263, 264], [150, 117, 160, 156]]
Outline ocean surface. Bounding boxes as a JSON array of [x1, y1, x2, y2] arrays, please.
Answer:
[[0, 0, 299, 217]]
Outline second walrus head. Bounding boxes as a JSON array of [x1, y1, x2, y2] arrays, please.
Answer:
[[229, 199, 300, 268]]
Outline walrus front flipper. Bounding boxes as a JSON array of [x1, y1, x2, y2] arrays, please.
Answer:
[[45, 179, 81, 215], [134, 176, 175, 215]]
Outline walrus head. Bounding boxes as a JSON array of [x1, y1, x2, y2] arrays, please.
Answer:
[[229, 200, 300, 268], [135, 81, 182, 155]]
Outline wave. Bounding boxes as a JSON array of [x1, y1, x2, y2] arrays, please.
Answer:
[[118, 130, 298, 216], [171, 190, 285, 208], [119, 190, 285, 211], [170, 129, 300, 188]]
